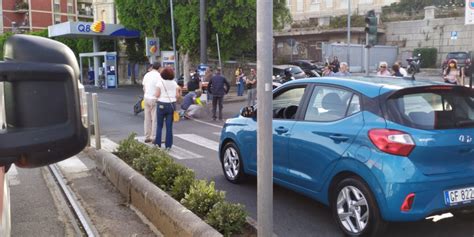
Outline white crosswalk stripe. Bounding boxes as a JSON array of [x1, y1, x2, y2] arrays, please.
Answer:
[[7, 165, 20, 186], [175, 134, 219, 152], [213, 132, 221, 136], [135, 136, 203, 160]]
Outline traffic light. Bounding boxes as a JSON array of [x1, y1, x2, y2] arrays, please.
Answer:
[[365, 10, 377, 47]]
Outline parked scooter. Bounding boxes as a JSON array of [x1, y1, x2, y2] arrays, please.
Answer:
[[406, 54, 421, 74]]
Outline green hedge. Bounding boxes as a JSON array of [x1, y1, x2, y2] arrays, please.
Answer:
[[116, 134, 247, 236], [413, 48, 437, 68]]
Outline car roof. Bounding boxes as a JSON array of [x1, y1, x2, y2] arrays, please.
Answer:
[[274, 64, 299, 69], [285, 76, 448, 98]]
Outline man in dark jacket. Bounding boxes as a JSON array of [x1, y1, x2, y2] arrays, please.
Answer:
[[208, 68, 230, 121]]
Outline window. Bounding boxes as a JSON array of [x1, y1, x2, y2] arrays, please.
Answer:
[[325, 0, 333, 8], [54, 15, 61, 24], [273, 86, 307, 120], [304, 86, 359, 121], [296, 0, 303, 12], [385, 88, 474, 129], [311, 0, 320, 4]]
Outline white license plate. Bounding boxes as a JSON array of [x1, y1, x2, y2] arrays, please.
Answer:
[[444, 186, 474, 205]]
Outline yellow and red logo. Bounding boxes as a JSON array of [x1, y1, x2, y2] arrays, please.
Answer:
[[150, 45, 157, 54], [91, 21, 105, 33]]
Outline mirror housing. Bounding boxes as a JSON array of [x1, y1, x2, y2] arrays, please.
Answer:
[[0, 35, 88, 168]]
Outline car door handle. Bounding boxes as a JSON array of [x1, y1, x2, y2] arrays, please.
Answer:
[[275, 127, 289, 134], [329, 134, 349, 142]]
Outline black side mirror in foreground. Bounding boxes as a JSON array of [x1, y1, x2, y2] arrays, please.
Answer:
[[0, 35, 88, 168]]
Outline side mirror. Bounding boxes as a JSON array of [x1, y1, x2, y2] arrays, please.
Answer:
[[241, 106, 256, 118], [0, 35, 88, 168]]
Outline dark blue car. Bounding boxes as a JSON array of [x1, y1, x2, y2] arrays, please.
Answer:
[[218, 77, 474, 236]]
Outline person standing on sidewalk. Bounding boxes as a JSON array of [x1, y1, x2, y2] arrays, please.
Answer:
[[236, 67, 245, 96], [208, 68, 230, 121], [246, 68, 257, 106], [142, 62, 162, 143], [154, 67, 181, 150]]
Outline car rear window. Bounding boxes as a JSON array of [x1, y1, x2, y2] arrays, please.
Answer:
[[385, 87, 474, 129], [447, 53, 469, 59], [289, 67, 303, 74]]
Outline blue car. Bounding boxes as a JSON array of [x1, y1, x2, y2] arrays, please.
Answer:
[[218, 77, 474, 237]]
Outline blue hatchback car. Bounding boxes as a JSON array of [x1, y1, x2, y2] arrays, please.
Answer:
[[218, 77, 474, 236]]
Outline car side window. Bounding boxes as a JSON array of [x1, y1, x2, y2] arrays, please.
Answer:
[[273, 86, 306, 120], [304, 86, 359, 121]]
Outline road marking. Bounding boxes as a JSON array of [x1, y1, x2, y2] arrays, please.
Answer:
[[135, 136, 203, 160], [57, 156, 89, 174], [7, 165, 20, 186], [175, 134, 219, 152], [190, 118, 223, 129], [98, 100, 114, 105], [213, 132, 221, 136]]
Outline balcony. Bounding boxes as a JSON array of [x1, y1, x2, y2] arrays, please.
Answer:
[[14, 1, 29, 13]]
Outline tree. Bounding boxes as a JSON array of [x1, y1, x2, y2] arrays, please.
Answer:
[[116, 0, 292, 62]]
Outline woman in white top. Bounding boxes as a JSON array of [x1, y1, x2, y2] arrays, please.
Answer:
[[376, 61, 392, 77], [154, 67, 181, 149], [443, 59, 464, 85]]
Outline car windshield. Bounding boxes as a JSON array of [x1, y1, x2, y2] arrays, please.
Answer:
[[447, 53, 469, 59], [385, 87, 474, 129]]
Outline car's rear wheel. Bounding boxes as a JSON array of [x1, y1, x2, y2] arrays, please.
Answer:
[[331, 177, 386, 237], [221, 142, 246, 184]]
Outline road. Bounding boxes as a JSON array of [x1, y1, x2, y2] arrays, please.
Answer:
[[92, 85, 474, 237]]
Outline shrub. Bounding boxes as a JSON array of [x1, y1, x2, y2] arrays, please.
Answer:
[[170, 169, 196, 201], [151, 156, 188, 192], [132, 148, 164, 178], [206, 202, 247, 237], [181, 180, 225, 218], [413, 47, 437, 68], [115, 133, 150, 164]]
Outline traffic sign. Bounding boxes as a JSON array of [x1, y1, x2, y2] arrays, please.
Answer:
[[466, 0, 474, 25], [451, 31, 458, 40]]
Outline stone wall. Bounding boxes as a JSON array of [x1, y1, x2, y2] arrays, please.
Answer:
[[385, 17, 474, 67]]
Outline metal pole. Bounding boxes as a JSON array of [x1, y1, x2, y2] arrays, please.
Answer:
[[170, 0, 179, 80], [85, 92, 91, 147], [257, 0, 273, 236], [200, 0, 207, 64], [92, 93, 101, 150], [365, 36, 369, 76], [347, 0, 351, 67], [216, 33, 222, 69], [93, 37, 100, 87]]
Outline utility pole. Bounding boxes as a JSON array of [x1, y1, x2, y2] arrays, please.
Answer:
[[257, 0, 273, 236], [200, 0, 207, 64], [170, 0, 179, 79], [347, 0, 351, 67]]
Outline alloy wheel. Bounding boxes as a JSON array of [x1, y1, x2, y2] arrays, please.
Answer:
[[223, 146, 240, 180], [336, 185, 370, 234]]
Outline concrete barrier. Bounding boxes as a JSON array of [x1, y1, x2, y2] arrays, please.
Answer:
[[84, 147, 222, 237]]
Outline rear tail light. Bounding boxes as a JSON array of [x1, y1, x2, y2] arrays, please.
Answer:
[[368, 129, 415, 156], [401, 193, 416, 212]]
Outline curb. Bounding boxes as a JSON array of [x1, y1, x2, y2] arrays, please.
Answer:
[[84, 147, 222, 237]]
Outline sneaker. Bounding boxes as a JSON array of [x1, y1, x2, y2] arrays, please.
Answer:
[[164, 147, 171, 152], [144, 138, 152, 143]]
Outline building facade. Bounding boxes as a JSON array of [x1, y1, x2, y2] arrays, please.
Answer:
[[0, 0, 94, 34], [274, 0, 399, 62], [288, 0, 399, 24]]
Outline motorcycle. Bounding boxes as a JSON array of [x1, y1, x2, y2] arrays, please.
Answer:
[[406, 54, 421, 74]]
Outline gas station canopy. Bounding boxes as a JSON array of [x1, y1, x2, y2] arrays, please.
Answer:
[[48, 21, 140, 39]]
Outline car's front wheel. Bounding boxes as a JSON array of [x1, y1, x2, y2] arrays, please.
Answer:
[[331, 177, 386, 237], [220, 142, 246, 184]]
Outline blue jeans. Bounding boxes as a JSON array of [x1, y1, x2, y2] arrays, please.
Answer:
[[155, 102, 174, 148], [237, 79, 245, 96]]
